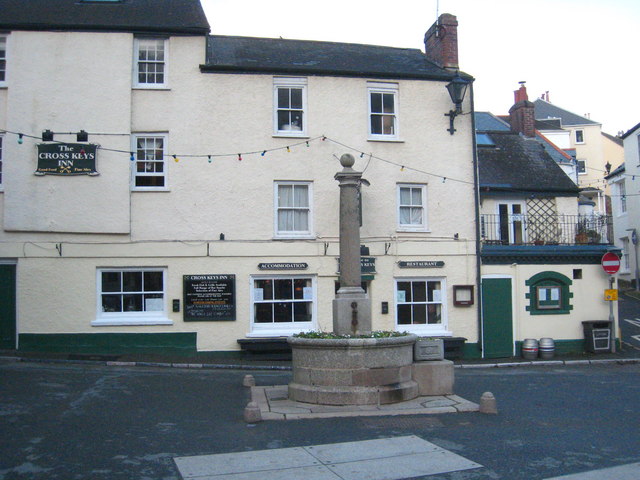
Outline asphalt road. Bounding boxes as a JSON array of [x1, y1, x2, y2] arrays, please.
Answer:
[[619, 291, 640, 353], [1, 360, 639, 480], [1, 294, 639, 480]]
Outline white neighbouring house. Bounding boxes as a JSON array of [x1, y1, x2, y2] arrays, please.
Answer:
[[0, 1, 481, 358], [607, 122, 640, 288]]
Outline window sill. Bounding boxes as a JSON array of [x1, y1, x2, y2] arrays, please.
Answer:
[[398, 327, 451, 336], [247, 327, 313, 337], [131, 187, 171, 192], [273, 234, 316, 240], [397, 227, 429, 233], [132, 86, 171, 91], [368, 137, 404, 143], [92, 317, 172, 327], [272, 133, 309, 139]]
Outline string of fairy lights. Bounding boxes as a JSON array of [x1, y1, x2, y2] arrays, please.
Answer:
[[2, 127, 635, 196], [2, 128, 474, 187]]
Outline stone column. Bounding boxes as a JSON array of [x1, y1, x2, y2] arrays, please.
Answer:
[[333, 154, 372, 336]]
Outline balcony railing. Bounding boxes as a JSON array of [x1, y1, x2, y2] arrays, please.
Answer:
[[480, 213, 612, 246]]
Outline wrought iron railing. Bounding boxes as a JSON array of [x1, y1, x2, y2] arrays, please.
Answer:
[[480, 213, 612, 246]]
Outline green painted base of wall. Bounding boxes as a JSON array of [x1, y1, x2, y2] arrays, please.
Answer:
[[514, 339, 615, 356], [18, 333, 198, 357]]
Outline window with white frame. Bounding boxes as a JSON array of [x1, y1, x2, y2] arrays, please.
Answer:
[[0, 134, 3, 189], [251, 275, 315, 335], [275, 181, 313, 238], [0, 35, 7, 84], [132, 134, 167, 189], [622, 238, 630, 272], [577, 159, 587, 175], [274, 77, 307, 136], [94, 268, 171, 325], [617, 180, 627, 215], [134, 37, 167, 87], [368, 83, 399, 140], [575, 129, 584, 144], [497, 201, 526, 244], [398, 184, 427, 231], [396, 278, 447, 334]]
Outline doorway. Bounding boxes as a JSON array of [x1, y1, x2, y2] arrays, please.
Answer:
[[0, 264, 16, 349], [481, 276, 514, 358]]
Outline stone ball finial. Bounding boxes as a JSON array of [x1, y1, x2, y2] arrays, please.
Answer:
[[340, 153, 355, 168]]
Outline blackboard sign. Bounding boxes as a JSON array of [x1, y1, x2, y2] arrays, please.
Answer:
[[183, 274, 235, 322], [35, 143, 98, 175]]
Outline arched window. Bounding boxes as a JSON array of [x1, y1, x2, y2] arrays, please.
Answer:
[[525, 271, 573, 315]]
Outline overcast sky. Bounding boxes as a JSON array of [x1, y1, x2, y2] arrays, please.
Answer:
[[200, 0, 639, 136]]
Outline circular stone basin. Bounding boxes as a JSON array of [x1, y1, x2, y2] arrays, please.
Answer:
[[287, 334, 418, 405]]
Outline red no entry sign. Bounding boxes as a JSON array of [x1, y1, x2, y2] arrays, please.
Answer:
[[601, 252, 621, 274]]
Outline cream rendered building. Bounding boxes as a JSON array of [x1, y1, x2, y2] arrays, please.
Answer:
[[476, 88, 620, 358], [0, 1, 480, 358], [534, 97, 624, 214]]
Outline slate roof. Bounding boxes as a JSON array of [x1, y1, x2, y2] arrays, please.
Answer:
[[605, 163, 625, 180], [477, 131, 579, 197], [474, 112, 510, 132], [535, 133, 575, 165], [535, 119, 563, 131], [201, 35, 471, 81], [0, 0, 210, 35], [621, 122, 640, 139], [533, 98, 599, 126], [602, 131, 623, 146]]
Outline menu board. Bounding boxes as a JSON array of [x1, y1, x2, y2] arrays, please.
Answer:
[[183, 275, 235, 322]]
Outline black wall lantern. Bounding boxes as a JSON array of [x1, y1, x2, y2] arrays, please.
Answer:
[[445, 72, 469, 135]]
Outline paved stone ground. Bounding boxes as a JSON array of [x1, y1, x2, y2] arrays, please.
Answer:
[[174, 435, 483, 480], [251, 385, 479, 421]]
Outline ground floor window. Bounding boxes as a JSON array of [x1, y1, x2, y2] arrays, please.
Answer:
[[94, 268, 171, 326], [250, 275, 315, 335], [395, 278, 447, 334], [525, 271, 573, 315]]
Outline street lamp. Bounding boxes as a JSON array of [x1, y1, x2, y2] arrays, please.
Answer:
[[445, 72, 469, 135]]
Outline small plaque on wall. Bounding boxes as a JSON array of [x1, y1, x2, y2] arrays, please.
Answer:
[[398, 261, 445, 268], [453, 285, 474, 306], [183, 275, 236, 321]]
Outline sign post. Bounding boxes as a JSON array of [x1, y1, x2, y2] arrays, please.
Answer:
[[601, 253, 620, 353]]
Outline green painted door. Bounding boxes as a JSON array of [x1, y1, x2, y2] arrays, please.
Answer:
[[0, 265, 17, 349], [482, 277, 513, 358]]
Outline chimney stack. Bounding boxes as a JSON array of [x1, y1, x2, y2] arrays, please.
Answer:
[[509, 82, 536, 138], [424, 13, 459, 71]]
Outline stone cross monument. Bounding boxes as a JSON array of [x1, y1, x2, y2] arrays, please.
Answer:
[[333, 154, 372, 336]]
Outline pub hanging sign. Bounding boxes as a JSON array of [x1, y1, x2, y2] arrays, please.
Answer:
[[35, 143, 99, 176]]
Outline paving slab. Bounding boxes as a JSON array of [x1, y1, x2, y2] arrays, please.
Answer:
[[542, 462, 640, 479], [174, 435, 483, 480]]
